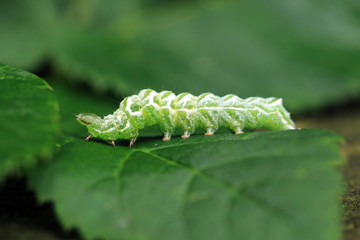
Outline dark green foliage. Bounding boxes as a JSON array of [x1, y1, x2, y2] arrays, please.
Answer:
[[0, 64, 59, 179]]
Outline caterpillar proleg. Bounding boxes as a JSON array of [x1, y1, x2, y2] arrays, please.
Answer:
[[77, 89, 295, 147]]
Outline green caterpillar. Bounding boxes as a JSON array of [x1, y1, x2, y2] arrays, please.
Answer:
[[77, 89, 295, 147]]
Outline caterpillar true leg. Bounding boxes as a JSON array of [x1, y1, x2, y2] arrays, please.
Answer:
[[84, 134, 92, 141], [129, 138, 136, 148], [110, 140, 116, 147]]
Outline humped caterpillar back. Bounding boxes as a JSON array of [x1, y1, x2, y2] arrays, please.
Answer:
[[76, 89, 295, 147]]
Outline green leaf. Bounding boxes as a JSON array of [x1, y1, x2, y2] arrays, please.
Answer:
[[55, 0, 360, 111], [0, 64, 60, 179], [0, 0, 60, 69], [28, 129, 343, 240]]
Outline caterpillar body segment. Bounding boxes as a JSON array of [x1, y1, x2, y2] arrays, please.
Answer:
[[76, 89, 295, 147]]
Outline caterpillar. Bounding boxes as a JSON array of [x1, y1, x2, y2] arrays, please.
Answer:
[[76, 89, 295, 147]]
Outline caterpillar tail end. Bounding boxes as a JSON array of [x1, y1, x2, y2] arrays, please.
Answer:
[[287, 125, 296, 130]]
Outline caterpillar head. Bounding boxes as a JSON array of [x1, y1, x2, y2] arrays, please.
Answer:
[[76, 113, 101, 126], [76, 112, 137, 142]]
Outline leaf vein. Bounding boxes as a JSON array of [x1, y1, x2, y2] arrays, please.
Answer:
[[142, 150, 304, 229]]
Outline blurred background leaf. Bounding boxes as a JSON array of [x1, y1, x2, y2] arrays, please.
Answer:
[[0, 0, 359, 112], [0, 0, 60, 68], [0, 64, 59, 180]]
